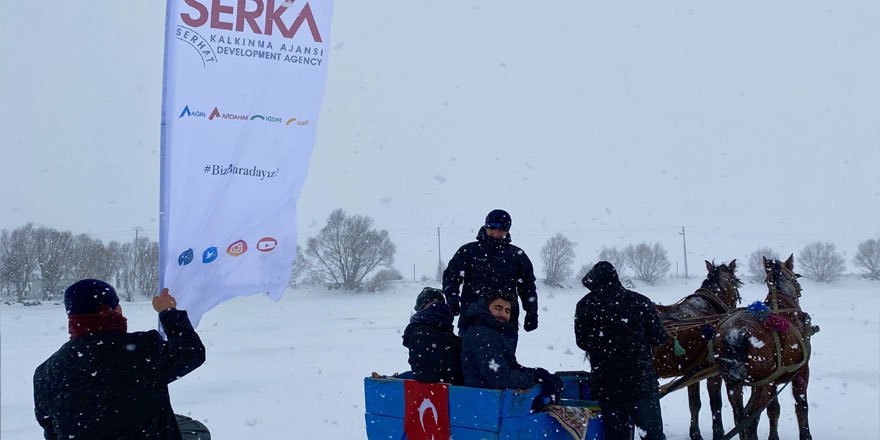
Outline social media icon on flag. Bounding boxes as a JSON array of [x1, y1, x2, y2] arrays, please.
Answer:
[[202, 247, 218, 263], [178, 248, 194, 266], [227, 240, 248, 257], [257, 237, 278, 252]]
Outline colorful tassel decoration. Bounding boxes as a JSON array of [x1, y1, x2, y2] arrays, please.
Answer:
[[702, 324, 715, 340], [673, 337, 686, 356], [763, 313, 791, 334], [747, 301, 769, 314]]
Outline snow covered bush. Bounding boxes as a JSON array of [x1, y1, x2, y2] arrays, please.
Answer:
[[304, 209, 396, 291], [541, 233, 575, 286], [748, 247, 780, 282], [853, 238, 880, 281], [798, 241, 845, 283], [624, 242, 670, 285], [597, 246, 627, 276], [366, 268, 403, 292]]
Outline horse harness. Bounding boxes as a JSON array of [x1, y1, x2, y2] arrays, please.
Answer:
[[707, 289, 814, 388]]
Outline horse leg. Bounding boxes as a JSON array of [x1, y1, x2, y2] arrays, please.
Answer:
[[766, 396, 780, 440], [742, 385, 773, 440], [707, 376, 725, 440], [724, 380, 746, 440], [792, 366, 813, 440], [688, 383, 704, 440]]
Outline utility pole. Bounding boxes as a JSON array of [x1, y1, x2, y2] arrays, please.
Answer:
[[436, 226, 443, 282], [679, 226, 688, 278]]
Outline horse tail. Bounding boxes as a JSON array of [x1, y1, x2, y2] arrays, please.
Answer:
[[717, 328, 749, 384]]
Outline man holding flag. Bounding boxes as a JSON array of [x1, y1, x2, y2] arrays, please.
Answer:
[[32, 0, 336, 436]]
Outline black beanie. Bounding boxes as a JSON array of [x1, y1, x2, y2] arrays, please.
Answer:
[[64, 279, 120, 316], [414, 287, 446, 311], [484, 209, 512, 231], [582, 261, 621, 292]]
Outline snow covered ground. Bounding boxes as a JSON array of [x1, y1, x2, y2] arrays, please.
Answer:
[[2, 276, 878, 439]]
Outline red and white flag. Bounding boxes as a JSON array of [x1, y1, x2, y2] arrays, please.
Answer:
[[404, 380, 450, 440]]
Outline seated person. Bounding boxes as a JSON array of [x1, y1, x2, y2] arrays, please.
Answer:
[[402, 287, 463, 384], [460, 294, 561, 404]]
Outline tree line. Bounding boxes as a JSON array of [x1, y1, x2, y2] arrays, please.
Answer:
[[541, 235, 880, 286], [3, 216, 879, 300], [0, 223, 158, 302]]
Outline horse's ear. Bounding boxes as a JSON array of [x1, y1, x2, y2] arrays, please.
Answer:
[[705, 260, 713, 272], [729, 259, 737, 271], [784, 254, 795, 270], [762, 256, 771, 273]]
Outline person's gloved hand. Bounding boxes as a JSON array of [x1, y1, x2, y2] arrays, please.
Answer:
[[446, 294, 461, 316], [523, 312, 538, 332], [533, 367, 552, 382], [531, 368, 563, 412]]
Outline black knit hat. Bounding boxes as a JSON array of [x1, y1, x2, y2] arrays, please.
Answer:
[[581, 261, 621, 292], [64, 279, 120, 316], [484, 209, 512, 231], [414, 287, 446, 311]]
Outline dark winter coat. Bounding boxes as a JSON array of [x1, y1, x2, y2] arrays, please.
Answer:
[[574, 264, 667, 403], [442, 227, 538, 329], [402, 302, 463, 385], [33, 309, 206, 440], [460, 298, 537, 389]]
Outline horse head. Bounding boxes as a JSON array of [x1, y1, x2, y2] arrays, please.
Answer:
[[702, 259, 743, 309], [763, 254, 803, 309]]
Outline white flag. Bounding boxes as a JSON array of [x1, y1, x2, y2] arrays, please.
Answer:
[[159, 0, 334, 326]]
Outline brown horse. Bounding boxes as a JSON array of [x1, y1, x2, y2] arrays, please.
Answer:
[[654, 260, 742, 440], [712, 255, 816, 440]]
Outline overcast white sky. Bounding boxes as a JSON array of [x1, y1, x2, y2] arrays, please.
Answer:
[[2, 1, 878, 278]]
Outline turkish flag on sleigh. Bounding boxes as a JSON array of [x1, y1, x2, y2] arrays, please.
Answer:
[[404, 380, 450, 440]]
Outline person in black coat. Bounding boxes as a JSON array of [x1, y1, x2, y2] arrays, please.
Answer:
[[460, 295, 561, 406], [443, 209, 539, 344], [33, 279, 206, 440], [574, 262, 668, 440], [402, 287, 463, 384]]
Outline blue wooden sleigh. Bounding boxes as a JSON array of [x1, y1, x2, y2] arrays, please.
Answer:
[[364, 371, 605, 439]]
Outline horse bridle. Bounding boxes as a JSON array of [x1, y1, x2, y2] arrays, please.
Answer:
[[766, 261, 803, 311], [716, 266, 743, 306]]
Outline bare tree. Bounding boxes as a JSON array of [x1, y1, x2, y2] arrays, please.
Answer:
[[598, 246, 627, 276], [853, 238, 880, 281], [0, 224, 39, 301], [304, 209, 396, 290], [624, 242, 670, 285], [69, 234, 111, 281], [798, 241, 845, 282], [133, 240, 159, 296], [106, 241, 132, 300], [576, 263, 592, 281], [748, 247, 780, 282], [33, 227, 74, 300], [119, 242, 136, 293], [541, 233, 576, 286], [288, 244, 308, 287]]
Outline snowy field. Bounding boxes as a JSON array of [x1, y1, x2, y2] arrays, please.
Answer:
[[2, 276, 878, 439]]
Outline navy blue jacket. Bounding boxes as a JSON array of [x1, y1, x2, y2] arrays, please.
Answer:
[[402, 302, 463, 384], [443, 228, 538, 328], [33, 310, 206, 440], [574, 268, 666, 402], [460, 298, 537, 389]]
